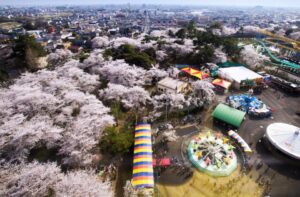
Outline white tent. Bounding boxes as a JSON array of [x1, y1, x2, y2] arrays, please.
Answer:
[[218, 67, 262, 88], [266, 123, 300, 160]]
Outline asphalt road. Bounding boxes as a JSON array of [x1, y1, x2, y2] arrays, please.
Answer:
[[157, 87, 300, 197], [238, 87, 300, 197]]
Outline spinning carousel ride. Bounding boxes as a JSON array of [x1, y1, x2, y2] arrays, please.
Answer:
[[266, 123, 300, 160], [227, 91, 272, 118], [187, 132, 237, 177]]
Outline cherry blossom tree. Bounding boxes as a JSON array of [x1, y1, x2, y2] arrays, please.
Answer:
[[289, 32, 300, 40], [275, 29, 286, 37], [167, 67, 180, 78], [1, 162, 62, 197], [160, 37, 177, 45], [0, 59, 114, 167], [0, 161, 113, 197], [81, 49, 105, 69], [212, 26, 237, 36], [110, 37, 141, 48], [150, 28, 178, 39], [124, 180, 138, 197], [54, 170, 112, 197], [152, 92, 188, 111], [139, 40, 157, 50], [156, 50, 168, 62], [57, 90, 115, 167], [196, 27, 206, 32], [0, 114, 63, 161], [97, 60, 146, 87], [47, 49, 73, 66], [99, 83, 152, 122], [240, 45, 269, 69], [243, 25, 260, 34], [160, 38, 194, 56], [99, 83, 152, 109], [184, 39, 194, 47], [212, 28, 222, 36], [213, 47, 227, 63], [191, 80, 215, 105], [144, 67, 168, 85], [91, 36, 109, 49], [222, 26, 238, 36], [120, 86, 152, 109], [57, 60, 100, 92], [166, 42, 193, 56], [150, 30, 169, 38], [161, 124, 178, 142]]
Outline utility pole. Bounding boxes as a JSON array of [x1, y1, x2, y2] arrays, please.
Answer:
[[165, 99, 168, 122]]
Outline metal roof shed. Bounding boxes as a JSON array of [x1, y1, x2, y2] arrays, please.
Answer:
[[212, 104, 246, 128]]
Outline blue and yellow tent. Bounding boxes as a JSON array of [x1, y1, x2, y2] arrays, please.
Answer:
[[132, 124, 154, 188]]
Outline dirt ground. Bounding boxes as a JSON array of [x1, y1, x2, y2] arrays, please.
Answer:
[[157, 87, 300, 197]]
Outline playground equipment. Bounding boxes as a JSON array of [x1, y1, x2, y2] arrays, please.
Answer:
[[187, 132, 237, 177], [266, 123, 300, 160], [227, 94, 272, 118], [228, 130, 252, 153]]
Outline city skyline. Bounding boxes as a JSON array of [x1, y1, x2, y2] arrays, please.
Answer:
[[1, 0, 300, 8]]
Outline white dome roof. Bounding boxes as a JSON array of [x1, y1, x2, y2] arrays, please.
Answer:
[[266, 123, 300, 160]]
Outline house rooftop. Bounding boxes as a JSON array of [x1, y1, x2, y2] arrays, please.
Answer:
[[158, 77, 186, 90]]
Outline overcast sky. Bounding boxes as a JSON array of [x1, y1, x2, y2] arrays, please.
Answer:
[[1, 0, 300, 7]]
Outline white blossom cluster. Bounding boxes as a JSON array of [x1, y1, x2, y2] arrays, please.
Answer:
[[152, 92, 189, 111], [91, 36, 110, 49], [212, 26, 237, 36], [156, 50, 168, 62], [0, 161, 112, 197], [99, 83, 151, 109], [242, 25, 260, 34], [47, 49, 73, 66], [166, 42, 193, 55], [144, 67, 168, 85], [96, 60, 147, 87], [191, 80, 215, 104], [213, 47, 227, 63], [81, 49, 105, 69], [110, 37, 141, 48], [240, 45, 269, 69], [0, 29, 222, 196], [0, 59, 114, 167], [289, 31, 300, 40]]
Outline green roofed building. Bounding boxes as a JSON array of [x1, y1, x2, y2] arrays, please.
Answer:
[[212, 104, 246, 128]]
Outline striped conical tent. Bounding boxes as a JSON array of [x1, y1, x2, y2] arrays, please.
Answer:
[[181, 67, 208, 79]]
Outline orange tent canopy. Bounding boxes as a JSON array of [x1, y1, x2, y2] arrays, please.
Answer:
[[212, 78, 232, 89], [181, 67, 209, 80]]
